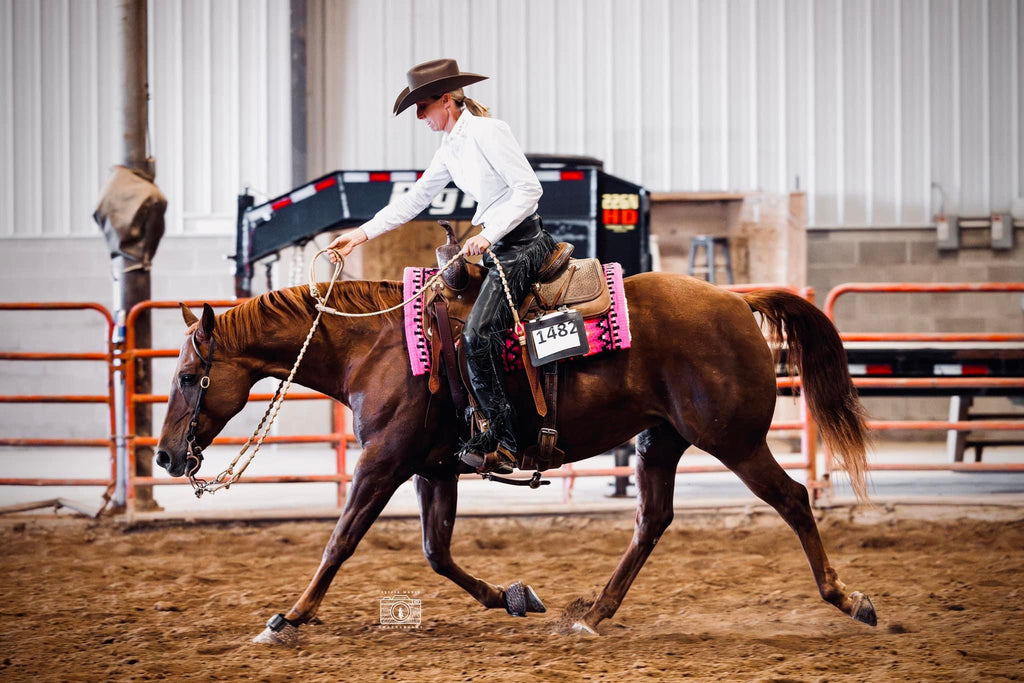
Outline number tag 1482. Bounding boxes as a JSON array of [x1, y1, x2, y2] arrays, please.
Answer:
[[524, 309, 590, 366]]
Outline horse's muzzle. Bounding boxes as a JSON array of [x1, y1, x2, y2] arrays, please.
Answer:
[[155, 449, 171, 470], [156, 449, 186, 477]]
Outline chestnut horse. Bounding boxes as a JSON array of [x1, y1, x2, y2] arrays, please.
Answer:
[[156, 269, 876, 643]]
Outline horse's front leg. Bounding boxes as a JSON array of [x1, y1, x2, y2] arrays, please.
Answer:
[[253, 450, 414, 645], [415, 473, 546, 615]]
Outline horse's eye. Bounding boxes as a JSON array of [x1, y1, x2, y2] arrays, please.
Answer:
[[180, 374, 198, 387]]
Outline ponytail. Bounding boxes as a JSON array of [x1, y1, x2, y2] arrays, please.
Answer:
[[449, 88, 490, 117]]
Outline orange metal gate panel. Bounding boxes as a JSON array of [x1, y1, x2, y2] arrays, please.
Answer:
[[0, 303, 117, 491]]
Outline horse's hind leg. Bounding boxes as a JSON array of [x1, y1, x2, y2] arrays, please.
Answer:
[[726, 440, 877, 626], [574, 424, 686, 635], [415, 473, 541, 613]]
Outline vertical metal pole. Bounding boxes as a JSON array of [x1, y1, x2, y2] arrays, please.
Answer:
[[111, 310, 127, 506], [290, 0, 308, 187], [106, 317, 122, 505], [609, 443, 633, 497], [562, 463, 574, 504], [234, 191, 255, 298], [124, 312, 138, 524]]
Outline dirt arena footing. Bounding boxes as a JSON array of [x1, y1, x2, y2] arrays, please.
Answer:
[[1, 503, 1022, 681]]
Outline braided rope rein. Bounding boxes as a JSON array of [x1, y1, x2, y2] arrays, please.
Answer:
[[189, 251, 345, 496], [191, 245, 517, 496]]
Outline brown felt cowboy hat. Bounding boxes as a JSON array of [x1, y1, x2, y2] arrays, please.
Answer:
[[392, 58, 488, 116]]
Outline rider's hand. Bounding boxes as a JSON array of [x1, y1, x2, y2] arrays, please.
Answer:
[[461, 234, 492, 257], [327, 228, 368, 263]]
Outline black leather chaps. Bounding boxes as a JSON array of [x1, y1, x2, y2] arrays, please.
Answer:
[[462, 214, 556, 453]]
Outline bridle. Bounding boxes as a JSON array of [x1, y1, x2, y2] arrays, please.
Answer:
[[183, 330, 216, 489]]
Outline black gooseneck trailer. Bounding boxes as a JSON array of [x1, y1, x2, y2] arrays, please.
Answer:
[[232, 155, 650, 298]]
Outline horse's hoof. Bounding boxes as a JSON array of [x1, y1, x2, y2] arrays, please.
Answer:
[[850, 591, 878, 627], [571, 621, 599, 636], [252, 621, 300, 646], [524, 585, 546, 613], [503, 581, 545, 616], [503, 581, 529, 617]]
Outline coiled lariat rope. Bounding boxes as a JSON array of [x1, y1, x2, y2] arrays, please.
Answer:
[[190, 245, 519, 497]]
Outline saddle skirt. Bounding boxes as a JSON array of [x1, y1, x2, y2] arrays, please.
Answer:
[[402, 260, 632, 378]]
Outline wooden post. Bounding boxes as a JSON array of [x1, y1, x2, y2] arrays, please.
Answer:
[[119, 0, 148, 172], [113, 0, 163, 510]]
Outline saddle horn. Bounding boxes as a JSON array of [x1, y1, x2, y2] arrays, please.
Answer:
[[435, 220, 469, 290]]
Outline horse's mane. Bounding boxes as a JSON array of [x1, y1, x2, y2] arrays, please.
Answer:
[[216, 280, 404, 353]]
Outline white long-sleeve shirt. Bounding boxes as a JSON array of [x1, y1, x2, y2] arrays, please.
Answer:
[[361, 111, 542, 245]]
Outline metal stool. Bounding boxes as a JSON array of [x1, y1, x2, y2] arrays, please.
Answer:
[[687, 235, 734, 284]]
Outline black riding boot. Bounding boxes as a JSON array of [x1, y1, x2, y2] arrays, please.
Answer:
[[457, 215, 555, 474]]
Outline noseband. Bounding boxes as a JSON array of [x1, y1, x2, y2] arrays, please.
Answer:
[[184, 331, 216, 489]]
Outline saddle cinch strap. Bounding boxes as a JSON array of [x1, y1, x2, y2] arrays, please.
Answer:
[[519, 361, 564, 472]]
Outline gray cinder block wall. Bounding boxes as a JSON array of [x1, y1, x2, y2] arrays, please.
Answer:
[[808, 226, 1024, 435], [808, 227, 1023, 333]]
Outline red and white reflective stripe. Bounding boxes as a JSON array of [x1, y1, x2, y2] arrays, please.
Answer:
[[248, 205, 273, 223], [290, 184, 317, 203], [252, 176, 338, 220], [848, 364, 893, 376], [536, 170, 586, 182], [342, 171, 419, 183], [287, 175, 337, 204], [341, 169, 582, 183], [934, 364, 989, 376], [535, 170, 585, 181]]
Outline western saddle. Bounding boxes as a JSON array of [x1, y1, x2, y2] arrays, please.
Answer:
[[423, 221, 611, 476]]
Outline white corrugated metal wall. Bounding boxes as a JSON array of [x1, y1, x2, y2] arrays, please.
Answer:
[[310, 0, 1022, 227], [0, 0, 1020, 238], [0, 0, 292, 240]]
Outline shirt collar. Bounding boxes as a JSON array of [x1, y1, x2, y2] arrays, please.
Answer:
[[443, 109, 472, 146]]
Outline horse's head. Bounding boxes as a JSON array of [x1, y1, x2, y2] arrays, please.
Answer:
[[155, 303, 251, 478]]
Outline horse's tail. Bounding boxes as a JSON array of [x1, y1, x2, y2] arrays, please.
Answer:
[[743, 290, 871, 501]]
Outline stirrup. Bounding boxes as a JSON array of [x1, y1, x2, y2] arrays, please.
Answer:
[[459, 444, 516, 475], [482, 471, 550, 488]]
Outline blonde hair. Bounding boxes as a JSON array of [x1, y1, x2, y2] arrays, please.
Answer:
[[449, 88, 490, 117]]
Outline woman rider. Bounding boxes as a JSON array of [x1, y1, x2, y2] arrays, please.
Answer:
[[327, 59, 556, 475]]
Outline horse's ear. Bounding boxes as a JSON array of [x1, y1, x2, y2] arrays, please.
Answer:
[[180, 303, 198, 328], [199, 303, 216, 338]]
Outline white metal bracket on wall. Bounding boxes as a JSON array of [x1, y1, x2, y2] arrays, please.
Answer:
[[936, 214, 1015, 251]]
